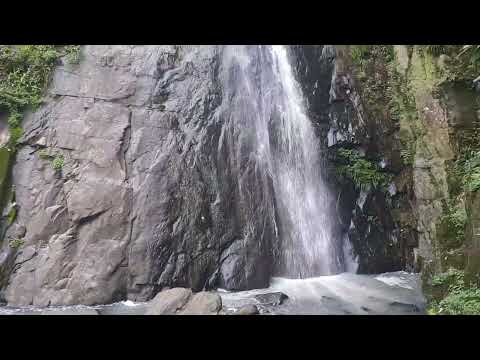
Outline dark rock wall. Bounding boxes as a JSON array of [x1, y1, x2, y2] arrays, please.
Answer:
[[0, 45, 421, 306], [291, 45, 416, 274], [0, 45, 279, 305]]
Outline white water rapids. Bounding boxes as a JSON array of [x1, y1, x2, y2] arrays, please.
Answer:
[[0, 272, 425, 315]]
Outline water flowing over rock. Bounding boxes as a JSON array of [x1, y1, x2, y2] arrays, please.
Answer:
[[0, 45, 359, 306]]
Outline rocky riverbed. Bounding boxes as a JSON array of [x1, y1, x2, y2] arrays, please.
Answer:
[[0, 271, 426, 315]]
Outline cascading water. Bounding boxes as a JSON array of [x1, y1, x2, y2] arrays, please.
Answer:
[[220, 45, 357, 279]]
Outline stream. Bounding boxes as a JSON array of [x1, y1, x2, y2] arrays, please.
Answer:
[[0, 271, 425, 315]]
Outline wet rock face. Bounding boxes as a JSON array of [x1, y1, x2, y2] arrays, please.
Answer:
[[291, 45, 414, 274], [0, 46, 278, 306], [0, 45, 420, 306], [254, 291, 288, 306]]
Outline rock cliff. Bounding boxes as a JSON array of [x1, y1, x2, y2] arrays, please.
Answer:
[[1, 45, 478, 310]]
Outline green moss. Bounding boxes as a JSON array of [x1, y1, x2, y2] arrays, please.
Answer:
[[409, 47, 439, 93], [352, 45, 480, 315], [7, 206, 16, 225], [38, 148, 51, 160], [0, 147, 13, 210]]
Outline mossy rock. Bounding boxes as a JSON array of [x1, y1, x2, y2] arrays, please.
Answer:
[[465, 249, 480, 287], [0, 147, 13, 217]]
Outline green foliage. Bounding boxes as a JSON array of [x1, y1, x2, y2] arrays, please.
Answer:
[[435, 44, 480, 82], [349, 45, 398, 120], [400, 148, 414, 166], [64, 45, 81, 64], [440, 204, 467, 247], [350, 45, 371, 66], [429, 269, 480, 315], [52, 155, 64, 171], [7, 110, 21, 128], [0, 45, 79, 150], [436, 288, 480, 315], [455, 150, 480, 192], [0, 45, 60, 112], [431, 268, 465, 289], [457, 45, 480, 66], [8, 127, 23, 147], [8, 238, 23, 249], [336, 148, 392, 190]]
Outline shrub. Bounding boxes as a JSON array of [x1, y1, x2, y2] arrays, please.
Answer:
[[7, 110, 21, 128], [431, 268, 465, 290], [440, 204, 467, 246], [429, 269, 480, 315], [8, 238, 24, 249], [0, 45, 60, 111], [336, 148, 392, 190], [0, 45, 79, 150], [52, 155, 64, 171], [350, 45, 371, 65], [436, 288, 480, 315], [64, 45, 81, 64], [9, 127, 23, 146], [455, 150, 480, 192]]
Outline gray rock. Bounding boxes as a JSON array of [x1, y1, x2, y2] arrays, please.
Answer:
[[234, 305, 259, 315], [178, 291, 222, 315], [3, 45, 402, 307], [12, 224, 27, 239], [145, 288, 192, 315], [254, 292, 289, 306], [388, 301, 422, 314], [0, 45, 282, 306]]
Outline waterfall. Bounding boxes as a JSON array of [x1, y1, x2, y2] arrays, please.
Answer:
[[219, 45, 356, 279]]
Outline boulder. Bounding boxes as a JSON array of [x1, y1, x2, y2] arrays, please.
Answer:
[[145, 288, 192, 315], [234, 305, 259, 315], [388, 301, 422, 314], [254, 292, 289, 306], [178, 292, 222, 315]]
